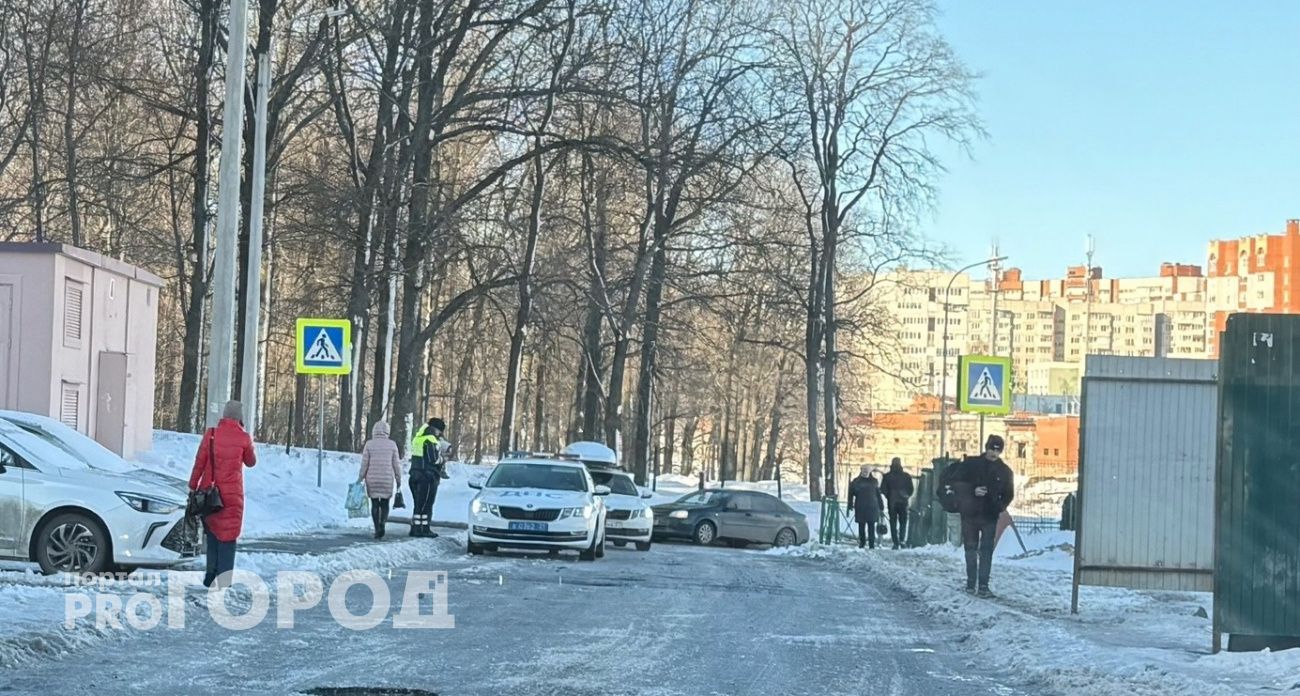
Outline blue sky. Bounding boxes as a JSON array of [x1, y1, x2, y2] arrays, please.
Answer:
[[921, 0, 1300, 278]]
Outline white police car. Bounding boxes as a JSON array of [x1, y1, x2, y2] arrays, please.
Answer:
[[590, 470, 653, 551], [466, 456, 609, 560]]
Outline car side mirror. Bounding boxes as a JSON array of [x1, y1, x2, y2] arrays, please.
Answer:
[[468, 480, 482, 490], [641, 491, 652, 499], [594, 485, 611, 496]]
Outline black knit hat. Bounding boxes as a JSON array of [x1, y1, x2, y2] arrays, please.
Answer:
[[985, 435, 1005, 452], [428, 417, 447, 432]]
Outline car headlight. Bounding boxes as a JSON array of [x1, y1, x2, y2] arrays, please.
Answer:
[[559, 506, 594, 520], [471, 500, 500, 517], [116, 492, 184, 515], [628, 509, 647, 519], [669, 510, 689, 520]]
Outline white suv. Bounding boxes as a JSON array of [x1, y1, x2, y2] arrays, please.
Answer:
[[0, 412, 195, 574], [467, 457, 609, 560]]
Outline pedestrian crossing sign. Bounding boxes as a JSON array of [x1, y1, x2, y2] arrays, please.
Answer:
[[296, 318, 352, 375], [957, 355, 1012, 415]]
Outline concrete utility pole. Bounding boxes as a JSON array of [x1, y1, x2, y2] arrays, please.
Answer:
[[938, 255, 1008, 459], [205, 0, 251, 427], [239, 47, 271, 436]]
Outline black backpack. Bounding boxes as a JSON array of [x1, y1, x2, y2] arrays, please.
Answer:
[[937, 461, 962, 513]]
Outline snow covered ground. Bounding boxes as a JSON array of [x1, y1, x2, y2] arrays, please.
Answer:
[[772, 529, 1300, 695], [0, 533, 463, 671]]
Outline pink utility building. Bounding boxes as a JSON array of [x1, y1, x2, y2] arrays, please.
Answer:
[[0, 243, 160, 458]]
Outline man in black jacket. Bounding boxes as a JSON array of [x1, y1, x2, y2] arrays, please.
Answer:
[[951, 435, 1015, 597], [880, 458, 915, 549], [846, 466, 886, 549]]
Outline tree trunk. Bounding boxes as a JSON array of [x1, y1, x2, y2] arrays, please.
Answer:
[[821, 194, 841, 499], [292, 373, 308, 446], [389, 0, 437, 453], [804, 241, 825, 499], [579, 160, 608, 440], [176, 0, 218, 433], [499, 152, 548, 455], [63, 0, 86, 247], [664, 413, 675, 476], [631, 232, 667, 484], [681, 416, 696, 476], [532, 358, 546, 451], [450, 295, 485, 456]]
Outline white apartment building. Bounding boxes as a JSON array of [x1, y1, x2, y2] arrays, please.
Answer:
[[866, 264, 1212, 410]]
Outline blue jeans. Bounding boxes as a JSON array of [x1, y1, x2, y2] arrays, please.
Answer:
[[204, 528, 238, 588]]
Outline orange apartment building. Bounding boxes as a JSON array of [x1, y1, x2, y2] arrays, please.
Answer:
[[1207, 219, 1300, 356], [839, 395, 1079, 481]]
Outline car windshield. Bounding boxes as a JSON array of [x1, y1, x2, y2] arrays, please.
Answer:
[[0, 427, 89, 471], [6, 420, 133, 472], [590, 472, 639, 496], [674, 490, 724, 507], [486, 463, 588, 492]]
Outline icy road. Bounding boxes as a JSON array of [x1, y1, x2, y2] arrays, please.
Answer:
[[2, 536, 1033, 696]]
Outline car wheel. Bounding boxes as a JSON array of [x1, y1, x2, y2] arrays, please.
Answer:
[[36, 512, 111, 575], [635, 541, 652, 552], [693, 520, 717, 546], [467, 538, 485, 555], [612, 540, 627, 548], [774, 527, 798, 548], [579, 537, 598, 562], [595, 530, 606, 559]]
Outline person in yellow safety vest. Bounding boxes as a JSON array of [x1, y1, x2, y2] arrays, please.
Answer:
[[408, 417, 448, 537]]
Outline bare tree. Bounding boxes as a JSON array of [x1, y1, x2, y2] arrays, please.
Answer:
[[769, 0, 978, 498]]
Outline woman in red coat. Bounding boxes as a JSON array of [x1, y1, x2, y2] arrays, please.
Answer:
[[189, 400, 257, 588]]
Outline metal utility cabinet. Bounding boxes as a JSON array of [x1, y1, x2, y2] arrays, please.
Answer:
[[1072, 356, 1218, 613], [0, 243, 160, 458], [1214, 313, 1300, 652]]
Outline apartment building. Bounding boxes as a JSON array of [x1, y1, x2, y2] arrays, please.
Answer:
[[1206, 219, 1300, 356], [868, 263, 1211, 410]]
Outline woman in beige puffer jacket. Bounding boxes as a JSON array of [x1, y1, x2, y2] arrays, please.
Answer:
[[358, 421, 403, 538]]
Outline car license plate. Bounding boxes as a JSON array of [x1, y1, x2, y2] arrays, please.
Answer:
[[607, 521, 624, 529], [508, 521, 548, 532]]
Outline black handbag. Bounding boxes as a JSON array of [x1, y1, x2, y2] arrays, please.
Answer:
[[393, 491, 406, 509], [187, 429, 224, 517]]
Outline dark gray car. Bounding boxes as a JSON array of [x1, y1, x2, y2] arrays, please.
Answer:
[[652, 489, 810, 548]]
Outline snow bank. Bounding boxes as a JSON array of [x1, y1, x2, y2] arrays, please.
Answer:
[[772, 531, 1300, 695]]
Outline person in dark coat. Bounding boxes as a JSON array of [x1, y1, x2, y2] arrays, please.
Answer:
[[949, 435, 1015, 597], [880, 457, 915, 550], [845, 466, 887, 549], [188, 401, 257, 589]]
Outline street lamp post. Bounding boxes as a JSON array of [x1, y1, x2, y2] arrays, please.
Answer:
[[938, 256, 1008, 459]]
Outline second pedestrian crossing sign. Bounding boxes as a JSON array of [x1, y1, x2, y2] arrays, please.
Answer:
[[957, 355, 1012, 415], [296, 318, 352, 375]]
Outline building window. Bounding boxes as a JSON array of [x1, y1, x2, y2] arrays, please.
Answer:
[[63, 280, 85, 348]]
